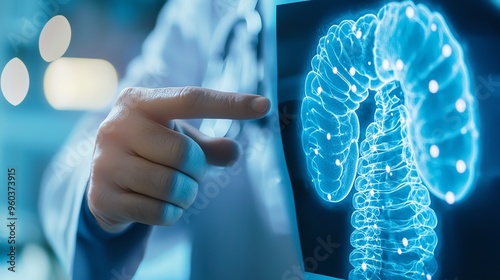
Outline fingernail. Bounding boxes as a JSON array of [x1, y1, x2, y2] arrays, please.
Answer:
[[251, 97, 270, 113]]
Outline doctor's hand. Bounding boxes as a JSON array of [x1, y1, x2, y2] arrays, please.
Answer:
[[87, 87, 270, 233]]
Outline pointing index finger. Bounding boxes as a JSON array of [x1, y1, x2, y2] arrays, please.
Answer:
[[126, 87, 270, 122]]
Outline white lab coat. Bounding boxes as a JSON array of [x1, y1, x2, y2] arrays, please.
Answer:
[[39, 0, 301, 279]]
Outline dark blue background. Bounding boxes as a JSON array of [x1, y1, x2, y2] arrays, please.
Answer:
[[277, 0, 500, 279]]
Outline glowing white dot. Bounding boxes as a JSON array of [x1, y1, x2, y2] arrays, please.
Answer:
[[327, 193, 332, 201], [431, 23, 437, 31], [39, 15, 72, 62], [455, 98, 466, 113], [456, 160, 466, 173], [400, 117, 406, 124], [350, 67, 356, 76], [1, 57, 29, 106], [430, 145, 440, 158], [442, 44, 452, 57], [472, 129, 479, 138], [314, 149, 319, 155], [426, 274, 432, 280], [332, 67, 338, 74], [351, 85, 357, 93], [429, 80, 439, 94], [406, 6, 415, 18], [368, 61, 372, 66], [317, 86, 323, 95], [352, 25, 357, 32], [356, 30, 362, 39], [361, 263, 367, 271], [390, 172, 393, 176], [372, 146, 377, 152], [402, 237, 409, 247], [385, 165, 391, 173], [327, 133, 331, 140], [373, 224, 378, 229], [445, 191, 456, 204], [335, 159, 341, 166], [395, 59, 404, 71], [370, 190, 375, 196], [372, 134, 377, 140], [382, 59, 390, 70], [398, 248, 402, 255], [461, 127, 467, 135]]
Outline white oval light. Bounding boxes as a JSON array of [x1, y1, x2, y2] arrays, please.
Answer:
[[39, 15, 72, 62], [1, 57, 30, 106], [429, 80, 439, 94], [44, 58, 117, 110]]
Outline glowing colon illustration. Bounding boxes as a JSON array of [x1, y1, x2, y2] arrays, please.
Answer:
[[301, 1, 479, 279]]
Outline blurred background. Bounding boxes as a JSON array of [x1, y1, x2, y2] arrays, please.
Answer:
[[0, 0, 165, 278]]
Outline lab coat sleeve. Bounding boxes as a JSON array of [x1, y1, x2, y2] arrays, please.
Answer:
[[38, 0, 215, 278]]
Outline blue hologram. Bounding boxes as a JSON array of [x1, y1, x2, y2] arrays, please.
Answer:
[[373, 2, 480, 203], [350, 83, 438, 279], [300, 1, 479, 279]]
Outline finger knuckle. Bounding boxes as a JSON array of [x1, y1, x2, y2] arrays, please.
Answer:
[[96, 120, 118, 143], [157, 172, 178, 199], [177, 86, 204, 109], [117, 87, 141, 108], [189, 142, 207, 179], [184, 177, 199, 207], [169, 173, 198, 208], [225, 93, 238, 111], [143, 124, 169, 149], [90, 152, 111, 181], [87, 183, 108, 215], [169, 136, 190, 164], [160, 204, 183, 226], [158, 170, 175, 194], [97, 108, 131, 141], [126, 201, 147, 223]]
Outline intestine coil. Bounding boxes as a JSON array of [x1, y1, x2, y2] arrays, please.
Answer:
[[301, 1, 479, 279]]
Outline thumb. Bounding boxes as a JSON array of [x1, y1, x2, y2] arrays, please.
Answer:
[[174, 120, 240, 166]]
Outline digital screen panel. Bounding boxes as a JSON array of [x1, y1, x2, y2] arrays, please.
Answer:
[[277, 0, 500, 279]]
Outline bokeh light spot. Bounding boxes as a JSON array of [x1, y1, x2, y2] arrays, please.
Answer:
[[1, 57, 30, 106], [39, 15, 72, 62], [44, 58, 117, 110]]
